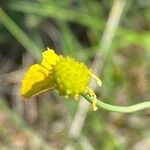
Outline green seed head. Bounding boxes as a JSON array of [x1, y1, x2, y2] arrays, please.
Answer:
[[53, 56, 91, 98]]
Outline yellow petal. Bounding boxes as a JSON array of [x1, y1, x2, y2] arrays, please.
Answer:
[[21, 64, 54, 98], [92, 98, 98, 111], [41, 48, 60, 71], [89, 71, 102, 87]]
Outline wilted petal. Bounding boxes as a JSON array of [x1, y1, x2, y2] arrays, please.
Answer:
[[21, 64, 54, 98]]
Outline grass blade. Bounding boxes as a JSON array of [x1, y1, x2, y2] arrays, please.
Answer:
[[0, 8, 41, 60]]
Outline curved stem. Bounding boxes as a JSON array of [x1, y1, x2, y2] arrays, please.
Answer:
[[82, 94, 150, 113]]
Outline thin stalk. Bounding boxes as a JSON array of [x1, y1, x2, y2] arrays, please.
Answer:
[[0, 8, 41, 60], [83, 94, 150, 113]]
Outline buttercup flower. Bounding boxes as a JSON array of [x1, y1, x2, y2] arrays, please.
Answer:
[[21, 48, 102, 110]]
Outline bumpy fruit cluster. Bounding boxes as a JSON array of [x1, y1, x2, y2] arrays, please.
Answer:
[[53, 56, 91, 98]]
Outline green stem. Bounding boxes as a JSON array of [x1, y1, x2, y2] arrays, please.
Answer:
[[0, 8, 41, 60], [82, 94, 150, 113]]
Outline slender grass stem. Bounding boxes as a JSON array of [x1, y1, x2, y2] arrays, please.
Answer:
[[0, 8, 41, 60], [83, 94, 150, 113]]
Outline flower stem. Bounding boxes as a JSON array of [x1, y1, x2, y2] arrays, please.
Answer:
[[82, 94, 150, 113]]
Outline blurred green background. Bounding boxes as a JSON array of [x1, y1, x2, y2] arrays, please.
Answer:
[[0, 0, 150, 149]]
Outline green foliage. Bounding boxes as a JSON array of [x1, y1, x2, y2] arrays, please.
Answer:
[[0, 0, 149, 149]]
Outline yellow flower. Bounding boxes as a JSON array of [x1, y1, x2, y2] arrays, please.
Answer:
[[21, 48, 102, 110]]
